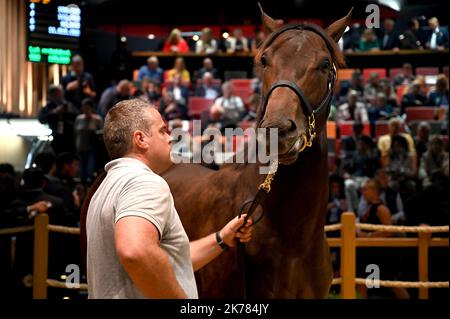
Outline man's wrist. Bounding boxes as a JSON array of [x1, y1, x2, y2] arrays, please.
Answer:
[[215, 231, 229, 251]]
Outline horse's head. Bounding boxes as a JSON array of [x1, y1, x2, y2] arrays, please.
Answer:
[[256, 5, 352, 165]]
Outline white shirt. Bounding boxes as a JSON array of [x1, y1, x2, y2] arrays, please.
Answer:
[[86, 157, 198, 299], [430, 27, 439, 49]]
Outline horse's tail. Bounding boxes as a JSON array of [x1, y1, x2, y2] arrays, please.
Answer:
[[80, 171, 107, 275]]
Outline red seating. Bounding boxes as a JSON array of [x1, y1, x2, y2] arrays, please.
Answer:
[[338, 121, 371, 137], [230, 79, 253, 89], [375, 121, 389, 138], [389, 68, 403, 80], [363, 68, 387, 84], [443, 66, 449, 78], [415, 67, 439, 76], [404, 107, 436, 122], [187, 97, 214, 118], [337, 68, 358, 81]]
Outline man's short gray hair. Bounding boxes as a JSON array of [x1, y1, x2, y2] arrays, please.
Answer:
[[103, 99, 154, 160]]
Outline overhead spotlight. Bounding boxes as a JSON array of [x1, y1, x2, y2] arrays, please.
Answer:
[[222, 32, 229, 39], [120, 36, 127, 42], [147, 34, 155, 40], [193, 35, 199, 41]]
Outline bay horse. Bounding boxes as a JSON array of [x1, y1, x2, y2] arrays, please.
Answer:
[[162, 6, 352, 298]]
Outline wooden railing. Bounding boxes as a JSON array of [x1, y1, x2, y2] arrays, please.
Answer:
[[325, 212, 449, 299]]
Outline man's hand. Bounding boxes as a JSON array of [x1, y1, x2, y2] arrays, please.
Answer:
[[66, 80, 79, 91], [28, 201, 51, 214], [220, 214, 253, 247]]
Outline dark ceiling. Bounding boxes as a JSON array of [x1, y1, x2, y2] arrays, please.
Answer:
[[82, 0, 449, 28]]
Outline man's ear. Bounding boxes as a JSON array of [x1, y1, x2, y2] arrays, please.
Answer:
[[258, 2, 284, 33], [325, 8, 353, 42]]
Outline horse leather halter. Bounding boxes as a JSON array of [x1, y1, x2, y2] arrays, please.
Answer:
[[236, 23, 337, 298], [239, 23, 337, 227]]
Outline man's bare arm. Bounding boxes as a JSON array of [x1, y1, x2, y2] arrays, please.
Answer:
[[115, 216, 187, 298], [190, 215, 252, 272]]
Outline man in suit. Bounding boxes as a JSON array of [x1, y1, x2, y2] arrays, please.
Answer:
[[377, 19, 399, 50], [426, 17, 449, 50], [399, 18, 423, 50]]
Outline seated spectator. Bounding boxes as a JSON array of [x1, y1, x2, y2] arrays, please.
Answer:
[[74, 98, 103, 183], [419, 136, 449, 188], [345, 135, 379, 178], [251, 28, 266, 54], [377, 18, 399, 50], [358, 169, 405, 225], [158, 92, 188, 122], [97, 79, 131, 117], [226, 28, 249, 53], [380, 79, 398, 109], [200, 103, 226, 131], [193, 57, 219, 82], [34, 152, 59, 191], [364, 72, 384, 102], [368, 92, 395, 124], [386, 135, 417, 185], [337, 90, 368, 123], [359, 29, 380, 52], [427, 74, 449, 107], [162, 28, 190, 53], [166, 57, 191, 86], [393, 63, 415, 88], [44, 153, 81, 226], [211, 81, 245, 128], [398, 18, 423, 50], [340, 122, 369, 159], [240, 92, 260, 123], [378, 117, 417, 170], [326, 174, 348, 225], [401, 77, 428, 111], [357, 179, 410, 299], [194, 72, 221, 99], [134, 76, 162, 104], [195, 28, 218, 54], [343, 22, 363, 52], [163, 74, 190, 106], [10, 168, 65, 225], [426, 17, 449, 50], [137, 56, 164, 84], [415, 121, 431, 164], [338, 70, 364, 98], [38, 85, 77, 154]]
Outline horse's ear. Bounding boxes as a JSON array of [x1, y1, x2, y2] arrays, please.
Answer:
[[258, 2, 284, 33], [325, 8, 353, 42]]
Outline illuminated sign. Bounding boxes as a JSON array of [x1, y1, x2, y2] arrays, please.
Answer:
[[27, 0, 81, 64]]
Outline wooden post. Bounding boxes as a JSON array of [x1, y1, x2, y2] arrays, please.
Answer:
[[33, 213, 49, 299], [341, 212, 356, 299], [418, 232, 431, 299]]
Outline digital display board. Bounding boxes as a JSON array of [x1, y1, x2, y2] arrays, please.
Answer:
[[27, 0, 81, 65]]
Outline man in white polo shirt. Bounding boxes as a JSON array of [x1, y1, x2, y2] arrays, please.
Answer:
[[86, 99, 252, 298]]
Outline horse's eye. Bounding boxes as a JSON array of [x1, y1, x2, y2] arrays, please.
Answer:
[[260, 56, 268, 67], [321, 60, 331, 71]]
